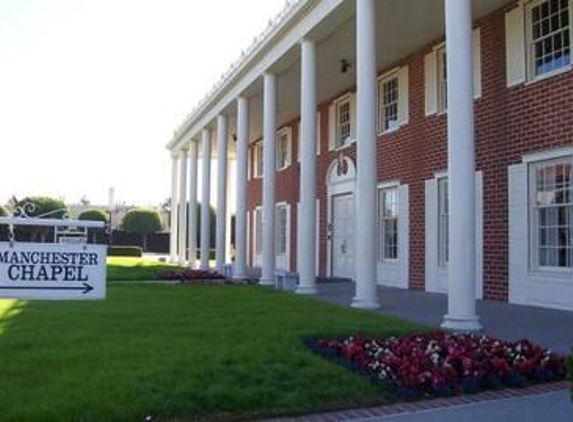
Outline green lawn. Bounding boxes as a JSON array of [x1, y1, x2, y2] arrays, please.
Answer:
[[0, 261, 419, 421], [106, 256, 177, 281]]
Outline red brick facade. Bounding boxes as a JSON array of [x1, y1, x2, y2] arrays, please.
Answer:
[[246, 2, 573, 302]]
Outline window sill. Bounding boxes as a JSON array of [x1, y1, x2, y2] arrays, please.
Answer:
[[378, 126, 400, 137], [524, 65, 572, 87], [528, 267, 573, 279], [276, 164, 291, 172]]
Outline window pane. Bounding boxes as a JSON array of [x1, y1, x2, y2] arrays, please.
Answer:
[[532, 158, 573, 269], [530, 0, 571, 77]]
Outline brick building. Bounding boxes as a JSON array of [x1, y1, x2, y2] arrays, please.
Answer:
[[167, 0, 573, 327]]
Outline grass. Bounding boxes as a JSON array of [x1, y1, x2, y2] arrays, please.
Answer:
[[0, 282, 419, 422], [106, 256, 177, 281]]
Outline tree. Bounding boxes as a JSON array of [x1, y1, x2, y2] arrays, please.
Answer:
[[0, 206, 8, 240], [120, 208, 162, 251], [79, 209, 109, 243], [14, 196, 68, 242]]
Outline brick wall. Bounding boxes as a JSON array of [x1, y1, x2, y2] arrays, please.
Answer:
[[246, 2, 573, 302]]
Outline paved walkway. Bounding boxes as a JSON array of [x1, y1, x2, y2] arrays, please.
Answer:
[[313, 282, 573, 355], [266, 384, 572, 421]]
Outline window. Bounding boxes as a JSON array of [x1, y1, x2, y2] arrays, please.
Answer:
[[276, 130, 290, 170], [438, 177, 449, 267], [527, 0, 571, 78], [530, 157, 573, 269], [254, 142, 264, 178], [276, 204, 288, 256], [437, 46, 448, 113], [378, 75, 399, 133], [255, 208, 263, 255], [335, 98, 352, 148], [379, 187, 399, 261]]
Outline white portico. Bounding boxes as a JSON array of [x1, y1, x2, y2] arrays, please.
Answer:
[[166, 0, 517, 331]]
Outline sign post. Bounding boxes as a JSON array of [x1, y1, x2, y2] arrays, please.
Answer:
[[0, 210, 107, 301]]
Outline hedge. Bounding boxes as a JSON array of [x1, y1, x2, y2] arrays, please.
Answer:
[[567, 348, 573, 401], [108, 246, 143, 257]]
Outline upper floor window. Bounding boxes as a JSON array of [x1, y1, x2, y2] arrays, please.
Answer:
[[254, 142, 264, 178], [438, 176, 449, 267], [276, 129, 291, 171], [378, 75, 399, 133], [336, 97, 352, 148], [437, 46, 448, 113], [527, 0, 571, 78], [378, 187, 399, 261], [530, 157, 573, 269]]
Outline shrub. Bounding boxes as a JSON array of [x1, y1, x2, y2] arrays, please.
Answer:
[[79, 209, 109, 243], [159, 268, 226, 283], [121, 208, 162, 251], [14, 196, 68, 242], [567, 349, 573, 401], [108, 246, 143, 257]]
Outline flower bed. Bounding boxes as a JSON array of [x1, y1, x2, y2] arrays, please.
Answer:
[[305, 331, 566, 399], [159, 269, 227, 284]]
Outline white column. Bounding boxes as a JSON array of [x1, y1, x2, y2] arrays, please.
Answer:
[[296, 39, 318, 295], [351, 0, 379, 309], [200, 128, 212, 270], [169, 153, 179, 262], [442, 0, 482, 331], [234, 96, 249, 280], [260, 73, 277, 286], [178, 148, 188, 265], [188, 140, 199, 268], [215, 114, 228, 273]]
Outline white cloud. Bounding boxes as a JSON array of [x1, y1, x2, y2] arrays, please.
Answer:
[[0, 0, 286, 206]]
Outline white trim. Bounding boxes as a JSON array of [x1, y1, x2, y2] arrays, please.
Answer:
[[275, 202, 291, 271], [425, 171, 484, 299], [522, 146, 573, 163], [509, 153, 573, 311], [375, 182, 409, 289], [253, 206, 263, 267], [276, 126, 293, 171], [524, 0, 573, 82], [329, 93, 357, 151]]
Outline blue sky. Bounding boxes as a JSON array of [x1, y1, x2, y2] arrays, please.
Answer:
[[0, 0, 285, 206]]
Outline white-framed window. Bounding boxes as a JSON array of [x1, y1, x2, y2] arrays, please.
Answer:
[[437, 45, 448, 113], [335, 96, 352, 148], [378, 187, 399, 261], [276, 128, 291, 170], [526, 0, 572, 79], [378, 75, 399, 133], [529, 157, 573, 270], [254, 142, 264, 178], [276, 204, 289, 256], [254, 207, 263, 255], [437, 176, 449, 267]]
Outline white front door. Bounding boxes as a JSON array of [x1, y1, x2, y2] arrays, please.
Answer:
[[331, 194, 354, 278]]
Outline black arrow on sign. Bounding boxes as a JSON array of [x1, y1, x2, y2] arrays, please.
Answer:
[[0, 283, 94, 294]]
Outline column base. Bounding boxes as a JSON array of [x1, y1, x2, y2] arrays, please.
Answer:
[[259, 278, 275, 287], [441, 314, 483, 332], [296, 285, 318, 295], [232, 275, 249, 283], [350, 297, 380, 310]]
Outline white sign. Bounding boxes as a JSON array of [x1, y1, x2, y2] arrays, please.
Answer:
[[0, 243, 107, 300]]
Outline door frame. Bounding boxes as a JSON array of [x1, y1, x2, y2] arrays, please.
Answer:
[[326, 155, 356, 278]]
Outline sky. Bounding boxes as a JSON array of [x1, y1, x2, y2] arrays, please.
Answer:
[[0, 0, 286, 207]]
